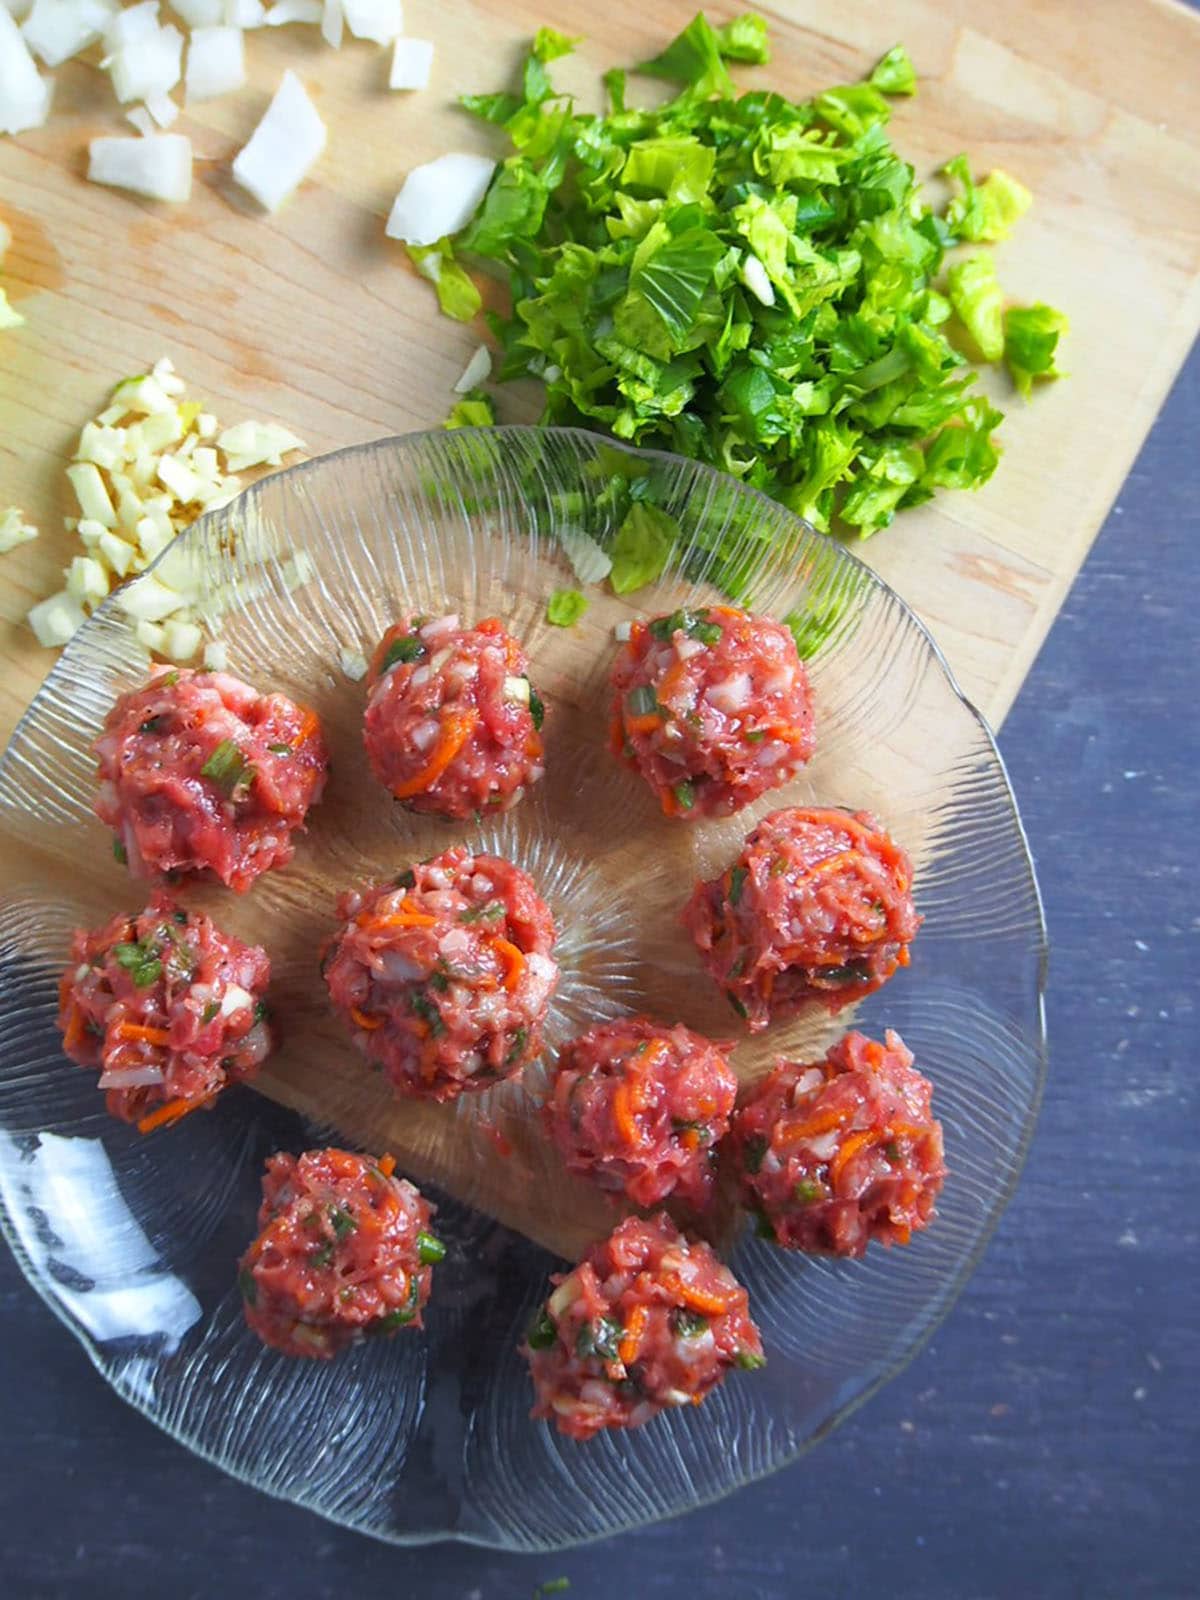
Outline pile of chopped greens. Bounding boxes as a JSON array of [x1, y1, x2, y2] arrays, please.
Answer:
[[422, 12, 1066, 542]]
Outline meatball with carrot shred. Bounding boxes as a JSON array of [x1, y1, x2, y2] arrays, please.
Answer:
[[523, 1213, 764, 1440], [544, 1017, 738, 1210], [322, 846, 559, 1101], [363, 613, 545, 819], [238, 1148, 444, 1359], [731, 1030, 946, 1257], [683, 806, 919, 1030], [93, 666, 328, 891], [58, 890, 274, 1130], [609, 606, 814, 819]]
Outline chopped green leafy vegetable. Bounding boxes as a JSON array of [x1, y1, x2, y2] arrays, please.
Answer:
[[576, 1315, 621, 1362], [735, 1348, 767, 1370], [649, 607, 722, 644], [381, 632, 424, 671], [943, 156, 1032, 243], [112, 939, 162, 988], [328, 1206, 357, 1239], [609, 503, 676, 594], [407, 239, 484, 322], [672, 780, 696, 811], [533, 1581, 571, 1599], [112, 837, 127, 864], [868, 44, 917, 96], [238, 1267, 257, 1305], [444, 391, 496, 429], [1004, 303, 1069, 398], [527, 1308, 558, 1349], [947, 252, 1005, 362], [416, 1230, 447, 1264], [528, 686, 546, 730], [266, 741, 292, 755], [794, 1179, 825, 1204], [728, 864, 748, 905], [670, 1307, 710, 1339], [546, 587, 589, 626], [200, 739, 249, 795], [434, 13, 1060, 538]]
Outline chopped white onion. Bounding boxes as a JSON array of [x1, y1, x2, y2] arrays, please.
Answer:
[[706, 671, 752, 713], [318, 0, 340, 45], [184, 23, 243, 101], [223, 0, 263, 24], [145, 90, 177, 127], [135, 618, 165, 650], [338, 646, 367, 681], [103, 0, 158, 48], [0, 507, 38, 553], [115, 573, 186, 621], [219, 982, 253, 1016], [65, 554, 110, 603], [558, 525, 612, 584], [389, 35, 432, 91], [126, 104, 154, 135], [106, 24, 183, 105], [0, 8, 52, 133], [88, 133, 192, 201], [740, 252, 775, 307], [28, 589, 86, 647], [265, 0, 319, 19], [385, 152, 495, 248], [502, 674, 530, 705], [162, 617, 201, 660], [168, 0, 220, 23], [613, 620, 632, 642], [3, 0, 35, 19], [202, 639, 228, 670], [231, 69, 325, 213], [98, 1064, 166, 1089], [341, 0, 399, 43], [97, 528, 136, 575], [217, 419, 305, 469], [66, 462, 117, 526], [418, 612, 458, 644], [454, 344, 492, 393], [21, 0, 113, 67]]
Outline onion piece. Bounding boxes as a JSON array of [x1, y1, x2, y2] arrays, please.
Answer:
[[341, 0, 399, 43], [126, 104, 154, 135], [385, 152, 495, 248], [265, 0, 319, 20], [106, 23, 184, 105], [502, 674, 530, 706], [389, 35, 432, 91], [21, 0, 114, 67], [223, 0, 263, 24], [89, 132, 190, 205], [168, 0, 221, 23], [454, 344, 491, 393], [318, 0, 340, 45], [231, 69, 326, 214], [146, 90, 177, 127], [0, 8, 53, 133], [0, 507, 38, 554], [184, 23, 243, 101], [217, 419, 305, 469], [558, 526, 612, 584], [98, 1064, 167, 1089], [28, 589, 86, 647]]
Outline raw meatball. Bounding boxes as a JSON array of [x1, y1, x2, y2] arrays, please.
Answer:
[[93, 666, 329, 892], [683, 806, 919, 1030], [523, 1213, 764, 1440], [731, 1030, 946, 1256], [322, 846, 559, 1101], [57, 890, 273, 1130], [238, 1148, 443, 1359], [608, 606, 814, 818], [363, 613, 545, 818], [544, 1017, 738, 1210]]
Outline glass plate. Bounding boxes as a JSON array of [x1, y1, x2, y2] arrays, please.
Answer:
[[0, 427, 1047, 1550]]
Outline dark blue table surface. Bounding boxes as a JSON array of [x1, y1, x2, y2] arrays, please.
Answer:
[[3, 344, 1196, 1600]]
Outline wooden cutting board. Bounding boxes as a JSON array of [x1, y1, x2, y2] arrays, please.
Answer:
[[1, 0, 1199, 746], [0, 0, 1196, 745]]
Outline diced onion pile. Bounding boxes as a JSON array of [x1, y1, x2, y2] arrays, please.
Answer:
[[26, 356, 306, 655], [2, 0, 438, 219]]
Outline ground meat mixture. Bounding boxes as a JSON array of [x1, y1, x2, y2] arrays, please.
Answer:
[[731, 1030, 946, 1257], [93, 666, 328, 891], [363, 613, 545, 819], [322, 846, 559, 1101], [543, 1017, 738, 1210], [57, 890, 273, 1130], [238, 1148, 443, 1359], [523, 1213, 764, 1440], [683, 806, 920, 1030], [608, 606, 814, 819]]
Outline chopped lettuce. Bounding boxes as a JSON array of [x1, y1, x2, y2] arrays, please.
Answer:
[[1004, 304, 1068, 397], [444, 390, 496, 428], [407, 239, 483, 322], [948, 253, 1005, 362], [434, 13, 1061, 538], [546, 587, 589, 625]]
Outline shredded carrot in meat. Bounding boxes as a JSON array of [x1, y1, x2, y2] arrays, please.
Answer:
[[776, 1105, 850, 1146], [62, 1004, 86, 1053], [680, 1128, 701, 1152], [114, 1022, 172, 1047], [802, 809, 879, 845], [660, 788, 681, 817], [351, 1006, 382, 1031], [390, 709, 478, 800], [618, 1304, 649, 1365], [608, 715, 626, 757], [137, 1096, 204, 1134], [829, 1128, 882, 1184], [661, 1272, 737, 1317], [656, 659, 690, 702], [296, 708, 319, 746], [794, 850, 859, 888], [361, 897, 438, 931], [612, 1080, 640, 1146], [487, 936, 525, 992], [892, 1224, 912, 1245], [476, 617, 504, 636], [377, 1153, 396, 1177], [897, 944, 911, 968], [624, 712, 663, 736]]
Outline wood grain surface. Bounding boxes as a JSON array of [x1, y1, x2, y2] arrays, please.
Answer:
[[2, 0, 1200, 751]]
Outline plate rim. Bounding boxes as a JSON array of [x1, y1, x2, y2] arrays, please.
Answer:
[[0, 423, 1049, 1549]]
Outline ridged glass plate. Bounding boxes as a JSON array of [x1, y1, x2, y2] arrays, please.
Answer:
[[0, 427, 1046, 1550]]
